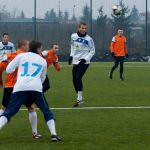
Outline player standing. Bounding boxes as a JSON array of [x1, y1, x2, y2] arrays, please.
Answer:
[[0, 41, 61, 142], [109, 29, 128, 80], [68, 22, 95, 107], [0, 33, 15, 61], [0, 39, 41, 139]]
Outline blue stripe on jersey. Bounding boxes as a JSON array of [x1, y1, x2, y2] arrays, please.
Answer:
[[0, 46, 13, 50], [75, 38, 89, 45]]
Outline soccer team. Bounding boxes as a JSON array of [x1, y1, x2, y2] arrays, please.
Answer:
[[0, 22, 128, 141]]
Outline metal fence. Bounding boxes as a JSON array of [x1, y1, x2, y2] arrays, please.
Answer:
[[0, 0, 149, 61]]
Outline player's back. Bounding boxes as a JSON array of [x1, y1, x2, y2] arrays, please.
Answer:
[[11, 52, 47, 93]]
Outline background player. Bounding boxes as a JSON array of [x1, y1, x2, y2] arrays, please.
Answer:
[[42, 43, 61, 92], [68, 22, 95, 107], [109, 29, 128, 80], [0, 33, 15, 61]]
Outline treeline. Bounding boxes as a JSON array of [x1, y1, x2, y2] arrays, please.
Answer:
[[0, 0, 150, 58]]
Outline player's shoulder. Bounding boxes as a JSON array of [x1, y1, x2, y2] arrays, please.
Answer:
[[71, 33, 78, 38], [8, 42, 14, 46], [85, 34, 93, 40]]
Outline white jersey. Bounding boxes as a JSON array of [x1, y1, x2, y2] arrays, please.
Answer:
[[0, 41, 15, 61], [6, 52, 47, 93], [70, 33, 95, 65]]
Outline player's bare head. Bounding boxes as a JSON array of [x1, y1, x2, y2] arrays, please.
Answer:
[[51, 43, 59, 54], [2, 33, 9, 43], [29, 41, 42, 54], [78, 22, 87, 35], [118, 29, 124, 36], [18, 39, 29, 52]]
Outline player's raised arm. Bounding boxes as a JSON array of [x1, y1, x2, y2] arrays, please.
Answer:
[[41, 62, 47, 84]]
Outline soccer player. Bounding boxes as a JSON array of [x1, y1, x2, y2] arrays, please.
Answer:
[[0, 33, 15, 61], [42, 43, 61, 93], [0, 41, 61, 142], [109, 29, 128, 80], [0, 39, 41, 139], [68, 22, 95, 107]]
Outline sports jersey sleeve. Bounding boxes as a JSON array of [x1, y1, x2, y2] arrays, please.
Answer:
[[0, 61, 8, 82], [70, 35, 74, 57], [12, 43, 16, 52], [110, 37, 115, 52], [41, 62, 47, 83], [124, 38, 128, 54], [42, 51, 48, 57], [6, 54, 21, 74], [84, 38, 95, 62]]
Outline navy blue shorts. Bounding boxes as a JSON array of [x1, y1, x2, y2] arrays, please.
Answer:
[[2, 91, 54, 122]]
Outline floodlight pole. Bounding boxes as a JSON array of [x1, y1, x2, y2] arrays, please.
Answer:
[[34, 0, 37, 40], [90, 0, 93, 36], [146, 0, 148, 55]]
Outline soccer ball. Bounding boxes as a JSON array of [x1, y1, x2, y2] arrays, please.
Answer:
[[112, 5, 122, 16]]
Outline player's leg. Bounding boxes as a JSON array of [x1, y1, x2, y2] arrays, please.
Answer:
[[0, 88, 13, 115], [29, 91, 61, 142], [26, 104, 41, 139], [72, 65, 79, 93], [73, 64, 89, 107], [0, 91, 27, 130], [119, 57, 125, 80], [109, 57, 119, 79]]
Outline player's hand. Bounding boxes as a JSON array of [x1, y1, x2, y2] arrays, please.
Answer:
[[68, 56, 73, 65], [79, 59, 86, 65], [126, 54, 129, 58], [57, 66, 62, 71]]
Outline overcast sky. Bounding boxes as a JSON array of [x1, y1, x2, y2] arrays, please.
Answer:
[[0, 0, 149, 18]]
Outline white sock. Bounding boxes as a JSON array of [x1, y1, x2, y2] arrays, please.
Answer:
[[0, 109, 4, 116], [77, 91, 83, 101], [47, 119, 57, 135], [0, 116, 8, 130], [29, 112, 37, 134]]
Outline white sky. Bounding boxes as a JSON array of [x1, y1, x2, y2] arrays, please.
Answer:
[[0, 0, 149, 18]]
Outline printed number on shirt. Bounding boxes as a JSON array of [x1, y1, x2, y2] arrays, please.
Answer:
[[21, 62, 42, 77]]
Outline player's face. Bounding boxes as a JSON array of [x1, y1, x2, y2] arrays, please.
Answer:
[[118, 30, 123, 36], [2, 35, 9, 43], [52, 45, 59, 54], [78, 25, 87, 35]]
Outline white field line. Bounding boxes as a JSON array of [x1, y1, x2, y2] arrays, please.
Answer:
[[20, 106, 150, 111]]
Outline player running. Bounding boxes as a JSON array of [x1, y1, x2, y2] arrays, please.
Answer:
[[0, 33, 15, 61], [42, 43, 61, 92], [0, 41, 61, 142], [109, 29, 128, 81], [0, 39, 41, 139], [68, 22, 95, 107]]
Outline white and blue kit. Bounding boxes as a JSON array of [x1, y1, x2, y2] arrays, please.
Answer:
[[0, 42, 15, 61], [1, 52, 54, 122], [70, 33, 95, 65]]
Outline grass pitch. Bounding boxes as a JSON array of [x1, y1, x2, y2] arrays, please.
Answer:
[[0, 62, 150, 150]]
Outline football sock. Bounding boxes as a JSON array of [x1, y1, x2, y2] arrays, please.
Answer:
[[47, 119, 57, 135], [0, 116, 8, 130], [29, 112, 37, 134], [0, 109, 4, 116], [77, 91, 83, 101]]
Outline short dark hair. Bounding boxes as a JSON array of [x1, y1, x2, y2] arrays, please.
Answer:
[[18, 39, 28, 49], [29, 41, 42, 54], [78, 22, 87, 28], [51, 42, 59, 48], [2, 33, 9, 37]]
